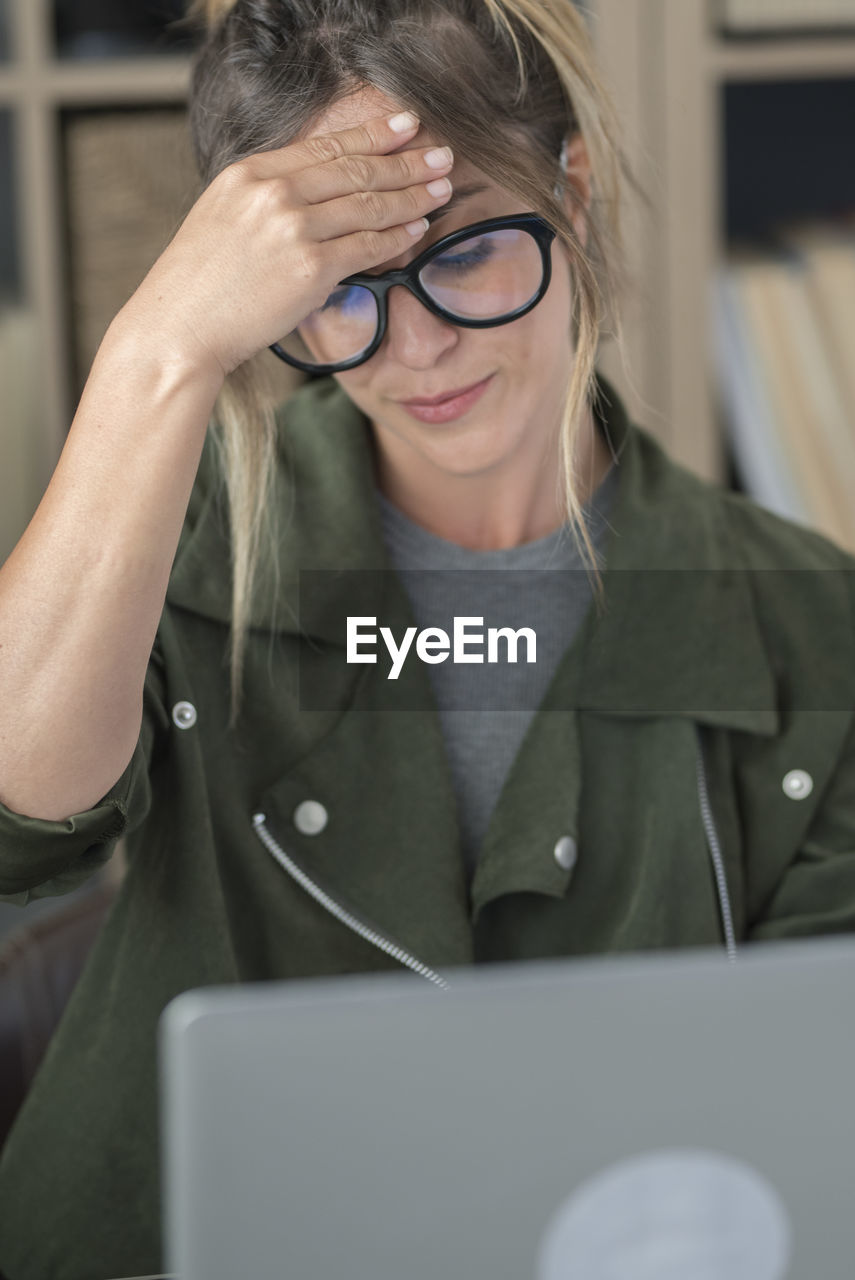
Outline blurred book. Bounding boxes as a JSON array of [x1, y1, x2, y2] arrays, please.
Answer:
[[0, 306, 43, 565], [780, 223, 855, 428], [63, 107, 199, 390], [713, 264, 809, 524], [0, 4, 10, 63], [63, 107, 302, 407], [0, 113, 19, 300], [719, 0, 855, 31], [713, 224, 855, 554]]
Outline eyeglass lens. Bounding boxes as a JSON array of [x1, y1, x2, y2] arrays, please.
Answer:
[[273, 226, 545, 369]]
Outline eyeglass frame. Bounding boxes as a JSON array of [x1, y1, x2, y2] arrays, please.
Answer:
[[269, 211, 558, 375]]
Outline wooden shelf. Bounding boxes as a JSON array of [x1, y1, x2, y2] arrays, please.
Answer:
[[710, 34, 855, 78], [0, 68, 25, 102], [0, 55, 192, 104], [32, 55, 189, 102]]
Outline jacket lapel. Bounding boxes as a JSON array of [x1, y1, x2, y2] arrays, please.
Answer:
[[255, 651, 474, 969], [575, 379, 780, 736]]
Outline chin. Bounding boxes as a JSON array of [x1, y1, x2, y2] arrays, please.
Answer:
[[417, 429, 514, 477]]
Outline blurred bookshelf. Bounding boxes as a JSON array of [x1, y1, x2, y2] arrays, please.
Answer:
[[1, 0, 854, 556], [0, 0, 197, 573], [592, 0, 855, 557], [0, 0, 304, 575]]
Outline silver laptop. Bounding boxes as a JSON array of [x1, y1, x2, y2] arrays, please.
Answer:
[[159, 938, 855, 1279]]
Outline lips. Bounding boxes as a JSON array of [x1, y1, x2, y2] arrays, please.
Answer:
[[400, 377, 491, 407], [397, 374, 495, 424]]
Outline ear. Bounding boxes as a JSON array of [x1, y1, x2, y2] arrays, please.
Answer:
[[558, 130, 593, 249]]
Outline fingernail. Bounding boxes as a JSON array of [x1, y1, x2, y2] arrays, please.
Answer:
[[389, 112, 419, 133], [426, 177, 452, 197], [424, 147, 453, 169]]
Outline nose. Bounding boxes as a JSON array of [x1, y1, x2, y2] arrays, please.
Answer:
[[381, 283, 460, 368]]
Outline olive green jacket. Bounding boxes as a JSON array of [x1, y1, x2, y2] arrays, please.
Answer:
[[1, 373, 855, 1280]]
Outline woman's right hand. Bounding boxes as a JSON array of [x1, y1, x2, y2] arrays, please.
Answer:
[[0, 115, 456, 823], [121, 112, 454, 380]]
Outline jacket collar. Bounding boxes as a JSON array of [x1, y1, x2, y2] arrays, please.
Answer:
[[167, 371, 779, 737], [576, 378, 779, 735]]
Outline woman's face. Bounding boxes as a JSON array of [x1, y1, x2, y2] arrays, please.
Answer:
[[302, 87, 587, 480]]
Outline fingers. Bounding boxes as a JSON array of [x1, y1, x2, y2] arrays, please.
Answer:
[[244, 110, 456, 268], [248, 111, 426, 178], [298, 152, 454, 242], [246, 111, 454, 225], [298, 144, 452, 211]]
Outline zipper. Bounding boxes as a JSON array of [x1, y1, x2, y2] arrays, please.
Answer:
[[255, 735, 736, 976], [694, 726, 738, 964], [251, 812, 450, 990]]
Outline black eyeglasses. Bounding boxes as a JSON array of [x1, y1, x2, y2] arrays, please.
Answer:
[[269, 212, 557, 375]]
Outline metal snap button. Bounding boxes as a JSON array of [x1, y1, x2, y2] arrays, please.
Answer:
[[171, 700, 197, 730], [293, 800, 328, 836], [782, 769, 813, 800], [554, 835, 578, 871]]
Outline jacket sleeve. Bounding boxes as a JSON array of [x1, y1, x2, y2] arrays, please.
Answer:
[[0, 633, 170, 906], [747, 708, 855, 941]]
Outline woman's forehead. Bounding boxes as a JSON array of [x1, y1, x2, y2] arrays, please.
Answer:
[[306, 85, 426, 140]]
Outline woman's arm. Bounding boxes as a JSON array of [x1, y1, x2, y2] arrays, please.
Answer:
[[0, 318, 222, 821], [0, 110, 453, 823]]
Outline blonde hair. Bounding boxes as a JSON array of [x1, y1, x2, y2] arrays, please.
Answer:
[[187, 0, 642, 725]]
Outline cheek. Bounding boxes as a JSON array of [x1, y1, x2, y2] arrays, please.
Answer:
[[498, 246, 573, 364], [332, 368, 373, 401], [499, 294, 572, 371]]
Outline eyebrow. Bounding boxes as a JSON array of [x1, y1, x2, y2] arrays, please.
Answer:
[[424, 182, 490, 227]]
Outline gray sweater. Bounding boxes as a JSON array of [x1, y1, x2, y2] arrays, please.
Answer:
[[376, 457, 620, 882]]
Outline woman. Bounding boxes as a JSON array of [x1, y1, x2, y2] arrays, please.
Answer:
[[1, 1, 855, 1277]]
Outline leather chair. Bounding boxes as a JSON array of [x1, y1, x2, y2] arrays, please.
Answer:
[[0, 877, 119, 1151]]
